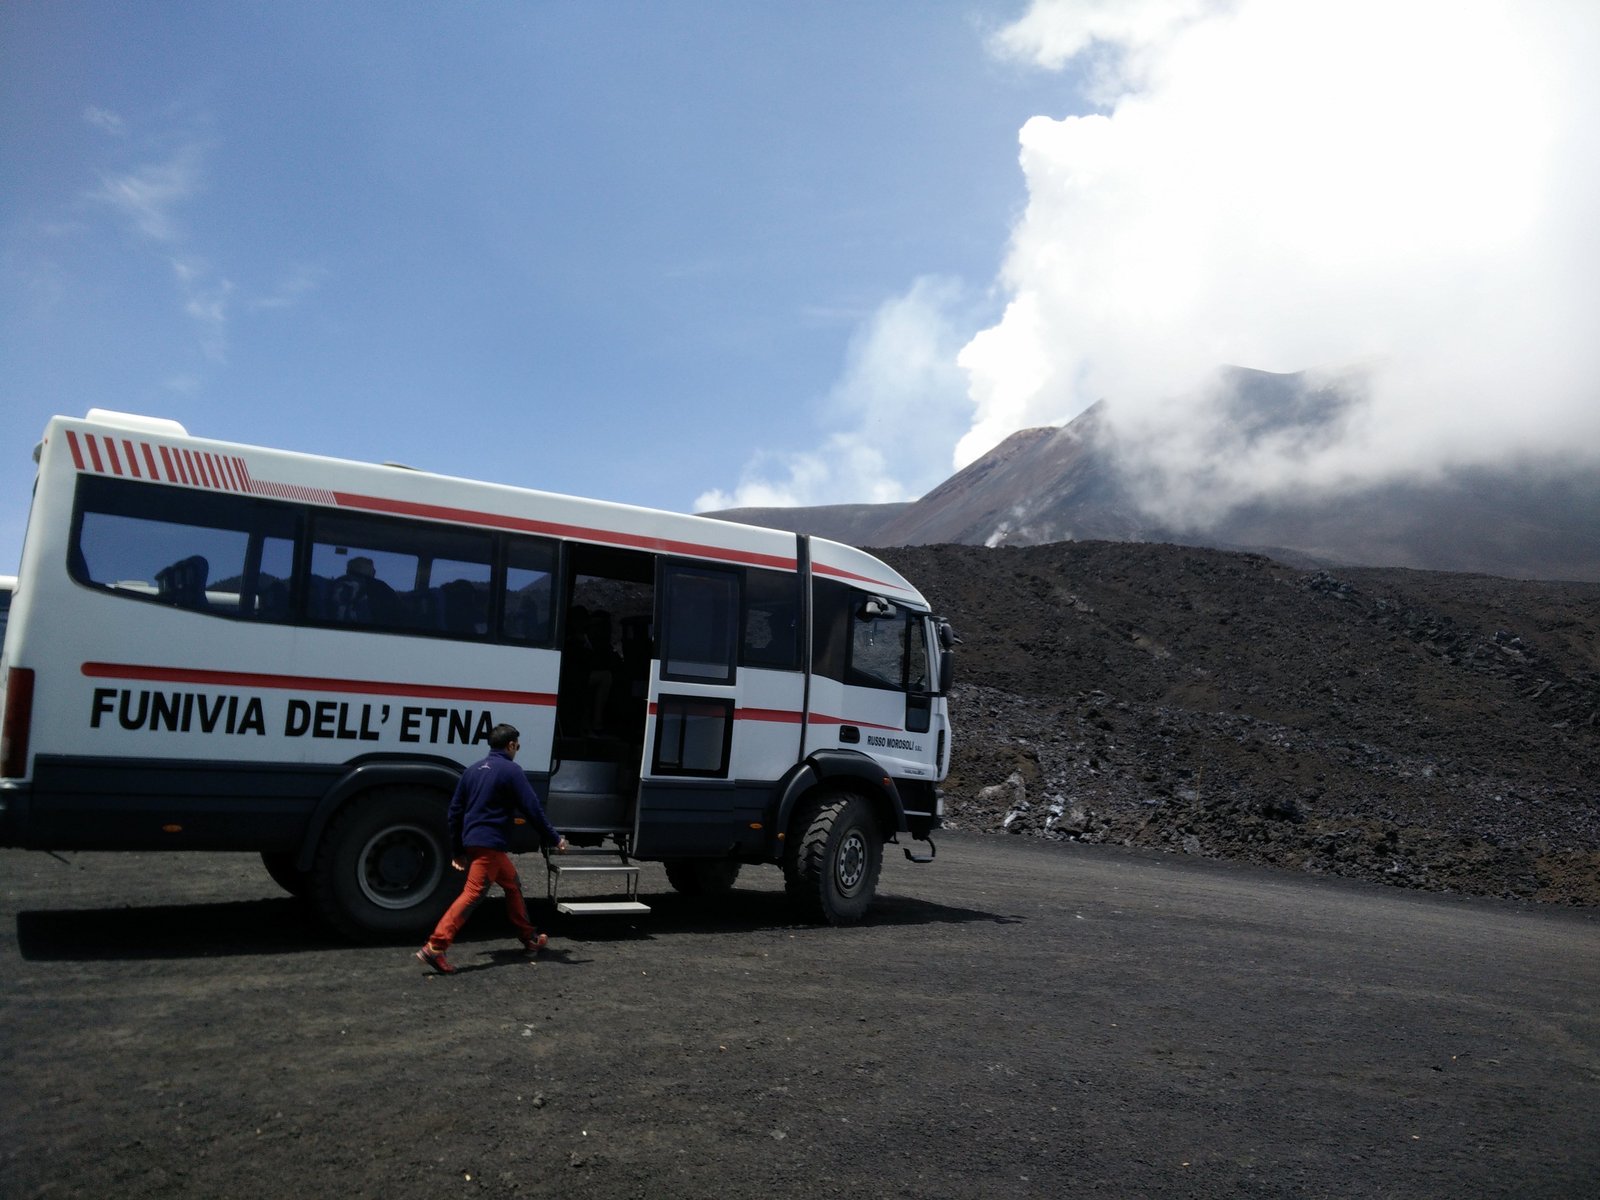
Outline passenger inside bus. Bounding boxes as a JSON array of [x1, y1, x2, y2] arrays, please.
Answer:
[[332, 556, 400, 625], [438, 578, 485, 636], [559, 606, 623, 737], [155, 555, 209, 610]]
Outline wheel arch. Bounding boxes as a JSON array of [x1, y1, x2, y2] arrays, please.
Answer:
[[294, 758, 463, 872], [769, 749, 907, 856]]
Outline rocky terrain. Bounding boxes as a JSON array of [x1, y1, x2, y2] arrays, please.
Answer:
[[877, 541, 1600, 905]]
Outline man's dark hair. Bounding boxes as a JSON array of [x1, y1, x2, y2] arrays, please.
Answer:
[[488, 724, 520, 750]]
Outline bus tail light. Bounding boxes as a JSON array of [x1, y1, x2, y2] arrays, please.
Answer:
[[2, 668, 34, 778]]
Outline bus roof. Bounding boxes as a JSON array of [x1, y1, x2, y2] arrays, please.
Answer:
[[43, 410, 929, 608]]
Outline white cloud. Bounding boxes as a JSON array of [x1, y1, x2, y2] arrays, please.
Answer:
[[171, 256, 234, 361], [83, 135, 267, 364], [83, 106, 127, 137], [89, 146, 202, 243], [251, 263, 329, 312], [970, 0, 1600, 523], [695, 277, 974, 512]]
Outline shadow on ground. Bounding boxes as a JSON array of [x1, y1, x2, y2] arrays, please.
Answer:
[[15, 887, 1014, 961]]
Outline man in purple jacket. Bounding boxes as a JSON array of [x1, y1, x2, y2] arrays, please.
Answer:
[[416, 724, 568, 975]]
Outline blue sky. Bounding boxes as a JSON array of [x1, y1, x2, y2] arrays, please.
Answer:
[[5, 2, 1597, 572], [2, 1, 1073, 568]]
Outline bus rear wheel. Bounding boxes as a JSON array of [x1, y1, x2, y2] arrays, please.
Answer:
[[663, 858, 742, 897], [784, 789, 882, 926], [313, 788, 459, 940], [260, 851, 312, 900]]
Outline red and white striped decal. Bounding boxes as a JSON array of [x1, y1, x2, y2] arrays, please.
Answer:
[[66, 430, 260, 494]]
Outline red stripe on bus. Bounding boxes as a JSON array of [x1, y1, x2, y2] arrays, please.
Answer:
[[206, 453, 225, 489], [643, 702, 899, 733], [812, 561, 902, 588], [805, 712, 901, 731], [333, 491, 798, 573], [105, 437, 123, 475], [734, 707, 804, 724], [159, 445, 179, 483], [80, 661, 556, 707], [86, 435, 105, 473], [123, 440, 142, 478], [142, 443, 160, 479], [66, 431, 86, 470]]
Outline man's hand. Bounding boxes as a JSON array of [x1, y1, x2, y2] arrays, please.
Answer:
[[451, 857, 466, 871], [557, 837, 569, 854]]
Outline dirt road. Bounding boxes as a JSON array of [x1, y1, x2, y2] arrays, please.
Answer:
[[2, 835, 1596, 1198]]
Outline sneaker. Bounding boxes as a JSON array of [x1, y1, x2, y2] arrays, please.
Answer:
[[416, 945, 455, 974], [521, 932, 549, 956]]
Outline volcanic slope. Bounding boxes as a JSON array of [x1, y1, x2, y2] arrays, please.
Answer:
[[877, 541, 1600, 904]]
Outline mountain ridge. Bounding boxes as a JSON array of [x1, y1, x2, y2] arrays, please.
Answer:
[[707, 370, 1600, 582]]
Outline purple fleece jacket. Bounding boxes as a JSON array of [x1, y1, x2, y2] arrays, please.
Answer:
[[447, 748, 562, 855]]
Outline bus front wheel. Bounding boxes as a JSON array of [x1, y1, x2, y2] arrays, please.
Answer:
[[783, 789, 882, 925], [313, 788, 458, 940]]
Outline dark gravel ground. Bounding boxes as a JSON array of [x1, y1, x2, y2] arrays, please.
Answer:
[[4, 539, 1596, 1198], [3, 836, 1598, 1199], [878, 542, 1600, 905]]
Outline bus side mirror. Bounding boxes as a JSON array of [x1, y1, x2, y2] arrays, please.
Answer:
[[935, 619, 957, 694]]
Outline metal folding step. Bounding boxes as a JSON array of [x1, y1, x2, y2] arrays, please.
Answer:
[[544, 845, 651, 916]]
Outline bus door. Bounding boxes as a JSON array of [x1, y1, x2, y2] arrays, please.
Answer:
[[634, 561, 793, 858], [805, 587, 943, 785]]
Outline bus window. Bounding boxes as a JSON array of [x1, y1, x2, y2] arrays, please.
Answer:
[[251, 535, 296, 621], [906, 616, 932, 733], [660, 564, 738, 684], [848, 603, 909, 691], [501, 536, 556, 645], [741, 567, 799, 670], [652, 695, 733, 776], [810, 577, 851, 682], [308, 514, 492, 634], [71, 476, 295, 616]]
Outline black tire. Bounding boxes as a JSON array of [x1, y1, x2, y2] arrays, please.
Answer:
[[312, 788, 461, 940], [783, 790, 882, 925], [663, 858, 742, 897], [260, 851, 312, 900]]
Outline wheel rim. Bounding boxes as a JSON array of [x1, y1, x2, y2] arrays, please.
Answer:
[[357, 824, 444, 910], [835, 828, 867, 894]]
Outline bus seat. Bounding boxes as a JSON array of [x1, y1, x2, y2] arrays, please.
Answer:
[[255, 578, 290, 621], [439, 579, 481, 635]]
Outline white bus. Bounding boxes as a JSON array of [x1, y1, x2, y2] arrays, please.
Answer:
[[0, 410, 953, 937]]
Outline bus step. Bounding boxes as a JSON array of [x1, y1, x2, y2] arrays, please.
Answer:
[[545, 852, 645, 913], [556, 900, 653, 916]]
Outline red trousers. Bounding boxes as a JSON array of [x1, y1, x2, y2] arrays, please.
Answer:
[[426, 848, 536, 950]]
